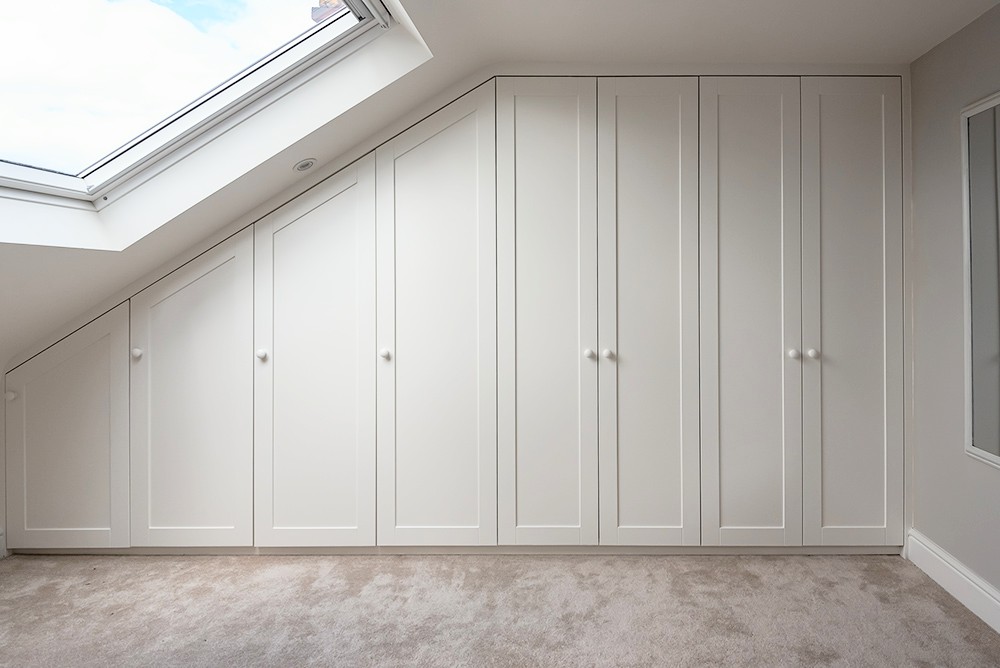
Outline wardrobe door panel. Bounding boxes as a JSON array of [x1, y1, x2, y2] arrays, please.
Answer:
[[700, 77, 802, 546], [498, 77, 598, 545], [376, 82, 496, 546], [254, 157, 375, 547], [130, 228, 254, 547], [5, 303, 130, 548], [802, 77, 903, 546], [597, 77, 700, 545]]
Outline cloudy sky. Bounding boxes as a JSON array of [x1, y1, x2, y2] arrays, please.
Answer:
[[0, 0, 353, 175]]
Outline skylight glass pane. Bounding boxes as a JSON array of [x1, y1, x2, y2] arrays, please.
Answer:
[[0, 0, 358, 176]]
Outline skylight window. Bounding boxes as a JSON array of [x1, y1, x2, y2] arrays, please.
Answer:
[[0, 0, 367, 182]]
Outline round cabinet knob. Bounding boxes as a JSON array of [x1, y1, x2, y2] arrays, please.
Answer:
[[584, 348, 597, 360], [4, 391, 16, 401], [131, 348, 144, 360], [601, 349, 615, 360], [806, 348, 820, 360], [787, 349, 801, 360], [379, 349, 392, 360], [255, 349, 269, 361]]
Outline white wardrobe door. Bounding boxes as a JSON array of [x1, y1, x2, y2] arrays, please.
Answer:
[[700, 77, 802, 547], [597, 77, 700, 546], [254, 157, 375, 547], [802, 77, 903, 546], [498, 76, 598, 546], [130, 228, 254, 547], [376, 82, 496, 546], [5, 303, 130, 548]]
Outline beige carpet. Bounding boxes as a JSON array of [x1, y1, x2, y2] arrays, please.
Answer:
[[0, 554, 997, 667]]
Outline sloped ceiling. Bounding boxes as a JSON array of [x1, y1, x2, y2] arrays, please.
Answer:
[[2, 0, 998, 370]]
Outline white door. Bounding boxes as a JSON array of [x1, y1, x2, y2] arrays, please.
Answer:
[[597, 77, 700, 546], [498, 77, 599, 545], [376, 82, 497, 546], [5, 303, 130, 548], [700, 77, 802, 546], [130, 228, 254, 547], [254, 157, 376, 547], [801, 77, 904, 546]]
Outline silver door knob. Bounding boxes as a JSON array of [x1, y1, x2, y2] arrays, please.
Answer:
[[4, 391, 16, 401], [806, 348, 820, 359], [584, 348, 597, 360], [601, 349, 615, 360], [787, 349, 801, 360], [131, 348, 144, 360], [379, 349, 392, 360], [256, 349, 269, 361]]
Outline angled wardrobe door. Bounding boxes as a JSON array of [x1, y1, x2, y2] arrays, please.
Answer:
[[700, 77, 802, 547], [376, 81, 497, 546], [254, 156, 375, 547], [497, 76, 599, 545], [5, 303, 130, 549], [597, 77, 700, 546], [801, 77, 903, 546], [130, 228, 254, 547]]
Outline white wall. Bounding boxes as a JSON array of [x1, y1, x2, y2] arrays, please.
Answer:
[[911, 4, 1000, 589]]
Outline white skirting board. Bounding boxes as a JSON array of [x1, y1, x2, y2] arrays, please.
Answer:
[[907, 529, 1000, 633]]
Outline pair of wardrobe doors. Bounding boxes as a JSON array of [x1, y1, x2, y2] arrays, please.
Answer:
[[497, 77, 701, 546], [699, 76, 903, 547], [254, 82, 497, 547]]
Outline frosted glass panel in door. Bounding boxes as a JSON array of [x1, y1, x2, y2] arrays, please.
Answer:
[[968, 103, 1000, 464]]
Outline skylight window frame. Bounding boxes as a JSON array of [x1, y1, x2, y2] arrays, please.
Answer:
[[0, 0, 391, 203]]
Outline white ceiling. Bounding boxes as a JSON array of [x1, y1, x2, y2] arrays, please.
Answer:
[[404, 0, 999, 66], [1, 0, 998, 370]]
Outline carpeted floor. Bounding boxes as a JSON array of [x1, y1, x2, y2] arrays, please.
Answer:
[[0, 554, 997, 667]]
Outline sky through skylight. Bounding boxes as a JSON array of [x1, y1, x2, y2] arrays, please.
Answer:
[[0, 0, 357, 176]]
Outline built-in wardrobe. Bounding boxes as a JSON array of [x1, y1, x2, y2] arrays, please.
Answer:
[[3, 75, 903, 550]]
